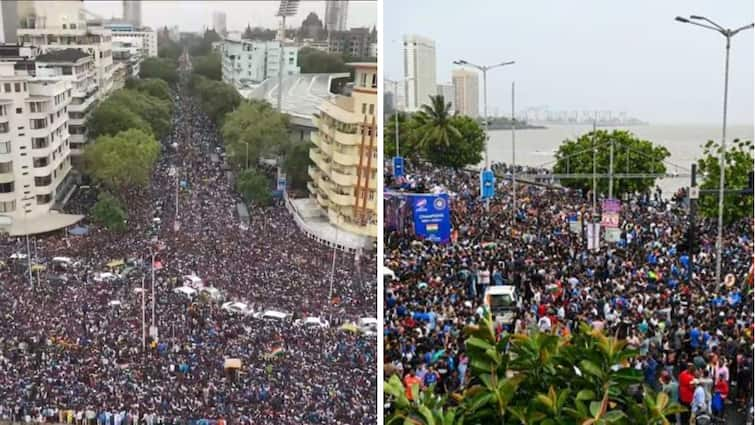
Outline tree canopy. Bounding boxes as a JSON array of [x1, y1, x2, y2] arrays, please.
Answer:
[[385, 312, 685, 425], [298, 47, 350, 73], [414, 95, 461, 150], [697, 138, 754, 224], [281, 141, 312, 192], [91, 192, 128, 232], [189, 75, 241, 125], [107, 89, 172, 140], [552, 130, 671, 196], [86, 100, 151, 140], [236, 168, 272, 207], [83, 128, 160, 194], [139, 57, 178, 84], [221, 100, 289, 170], [425, 115, 485, 169], [125, 78, 172, 102], [192, 52, 222, 81]]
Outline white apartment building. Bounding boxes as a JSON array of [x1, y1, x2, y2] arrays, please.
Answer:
[[35, 48, 98, 155], [112, 40, 141, 78], [452, 68, 479, 118], [221, 39, 299, 90], [17, 0, 114, 99], [402, 34, 436, 111], [107, 23, 157, 57], [0, 60, 78, 235], [436, 83, 455, 113]]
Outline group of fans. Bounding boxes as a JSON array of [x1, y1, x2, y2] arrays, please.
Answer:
[[384, 162, 753, 423], [0, 63, 376, 424]]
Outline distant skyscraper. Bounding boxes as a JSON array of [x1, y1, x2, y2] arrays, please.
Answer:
[[436, 83, 455, 113], [403, 34, 436, 111], [212, 11, 227, 36], [452, 68, 479, 117], [0, 1, 17, 43], [122, 1, 141, 28], [324, 0, 348, 32]]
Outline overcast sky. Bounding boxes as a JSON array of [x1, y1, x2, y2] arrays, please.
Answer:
[[84, 1, 376, 33], [385, 0, 753, 125]]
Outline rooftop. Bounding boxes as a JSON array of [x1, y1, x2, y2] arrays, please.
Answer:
[[36, 48, 90, 63]]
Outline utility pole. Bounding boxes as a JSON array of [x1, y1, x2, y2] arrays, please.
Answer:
[[591, 119, 597, 217], [609, 138, 614, 199], [141, 276, 146, 352], [688, 163, 697, 284], [511, 81, 516, 223]]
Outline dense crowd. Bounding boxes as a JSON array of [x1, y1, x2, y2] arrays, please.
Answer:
[[384, 162, 753, 422], [0, 63, 376, 424]]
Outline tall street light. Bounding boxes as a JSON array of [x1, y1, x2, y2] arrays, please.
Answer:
[[276, 0, 299, 112], [675, 15, 754, 289], [453, 59, 515, 208], [384, 77, 414, 156]]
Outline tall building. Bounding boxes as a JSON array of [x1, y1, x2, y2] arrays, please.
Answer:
[[0, 49, 78, 235], [327, 27, 373, 58], [324, 0, 348, 32], [106, 22, 158, 57], [212, 11, 227, 36], [436, 83, 455, 113], [402, 34, 436, 111], [17, 1, 114, 98], [220, 39, 300, 89], [0, 1, 18, 43], [308, 63, 377, 238], [122, 0, 141, 28], [452, 68, 479, 117]]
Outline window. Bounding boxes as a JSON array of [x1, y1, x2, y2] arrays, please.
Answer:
[[0, 161, 11, 173], [0, 181, 13, 193], [3, 83, 9, 92], [23, 83, 26, 91], [371, 74, 377, 89], [15, 108, 22, 114], [14, 83, 20, 92], [0, 200, 15, 213], [34, 175, 52, 187], [361, 73, 367, 87], [361, 103, 366, 114], [0, 141, 9, 154], [36, 194, 52, 205], [32, 138, 48, 149], [32, 156, 49, 168], [369, 104, 374, 115], [0, 123, 8, 133], [30, 119, 47, 129]]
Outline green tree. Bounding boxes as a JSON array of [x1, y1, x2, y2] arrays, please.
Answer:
[[298, 47, 350, 73], [383, 111, 422, 160], [190, 76, 241, 125], [414, 95, 461, 151], [237, 168, 272, 206], [281, 141, 311, 191], [107, 89, 172, 140], [92, 192, 128, 231], [221, 100, 289, 169], [140, 57, 178, 84], [192, 52, 222, 81], [425, 115, 485, 169], [552, 130, 670, 196], [83, 129, 160, 193], [86, 101, 151, 140], [126, 78, 172, 101], [697, 139, 754, 224]]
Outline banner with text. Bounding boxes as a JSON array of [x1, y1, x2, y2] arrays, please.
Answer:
[[601, 199, 621, 228], [412, 193, 451, 244]]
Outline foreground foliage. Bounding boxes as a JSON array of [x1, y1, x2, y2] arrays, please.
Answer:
[[385, 313, 685, 425]]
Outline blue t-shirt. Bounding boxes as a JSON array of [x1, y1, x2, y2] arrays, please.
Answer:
[[689, 328, 700, 349], [424, 372, 437, 386]]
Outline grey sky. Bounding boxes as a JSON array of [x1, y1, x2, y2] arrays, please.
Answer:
[[384, 0, 753, 125], [84, 1, 376, 33]]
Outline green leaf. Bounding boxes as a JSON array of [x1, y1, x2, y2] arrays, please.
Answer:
[[576, 389, 596, 401]]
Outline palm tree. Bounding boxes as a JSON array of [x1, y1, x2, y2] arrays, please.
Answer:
[[414, 95, 461, 152]]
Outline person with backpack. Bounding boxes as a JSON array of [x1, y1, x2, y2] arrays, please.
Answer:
[[711, 371, 729, 418]]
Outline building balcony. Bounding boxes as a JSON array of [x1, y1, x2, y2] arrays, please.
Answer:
[[306, 181, 317, 195], [307, 165, 320, 181], [327, 189, 355, 207], [0, 170, 13, 184], [330, 168, 356, 187], [309, 148, 330, 174], [318, 118, 362, 146], [316, 191, 329, 208], [327, 208, 377, 238], [332, 149, 359, 166], [310, 132, 332, 156]]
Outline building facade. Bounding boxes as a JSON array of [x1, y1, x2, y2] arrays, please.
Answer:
[[436, 83, 455, 113], [106, 23, 157, 57], [122, 0, 142, 28], [452, 68, 479, 117], [324, 0, 348, 33], [17, 1, 114, 99], [327, 27, 374, 58], [0, 1, 18, 44], [0, 59, 74, 229], [220, 39, 299, 89], [112, 40, 141, 78], [402, 34, 436, 111], [212, 11, 227, 36], [34, 48, 98, 156], [308, 63, 377, 238]]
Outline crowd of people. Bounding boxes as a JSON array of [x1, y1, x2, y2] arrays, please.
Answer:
[[384, 162, 753, 422], [0, 62, 376, 424]]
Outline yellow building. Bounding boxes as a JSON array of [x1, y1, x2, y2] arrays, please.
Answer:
[[309, 63, 377, 238]]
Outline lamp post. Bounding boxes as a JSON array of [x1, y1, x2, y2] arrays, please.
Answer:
[[384, 77, 414, 156], [675, 15, 754, 288], [276, 0, 299, 112], [453, 59, 515, 209]]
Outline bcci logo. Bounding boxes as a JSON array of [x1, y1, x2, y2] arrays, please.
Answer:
[[433, 197, 446, 210], [416, 198, 428, 208]]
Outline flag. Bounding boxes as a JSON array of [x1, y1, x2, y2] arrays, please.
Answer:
[[269, 345, 284, 357]]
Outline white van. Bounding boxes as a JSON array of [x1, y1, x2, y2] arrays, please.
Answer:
[[200, 286, 224, 303], [296, 316, 329, 328], [358, 317, 378, 335], [183, 274, 204, 288], [221, 301, 251, 315], [258, 310, 289, 321], [173, 286, 197, 299], [484, 285, 519, 325]]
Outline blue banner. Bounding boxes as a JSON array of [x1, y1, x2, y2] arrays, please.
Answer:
[[412, 193, 451, 243], [480, 169, 495, 199], [393, 156, 405, 177]]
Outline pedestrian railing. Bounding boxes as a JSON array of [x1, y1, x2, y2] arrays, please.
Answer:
[[283, 194, 357, 253]]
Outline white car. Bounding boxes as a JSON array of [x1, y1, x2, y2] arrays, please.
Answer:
[[295, 316, 329, 328], [255, 310, 289, 321], [358, 317, 378, 335], [183, 274, 204, 288], [173, 286, 197, 299], [221, 301, 252, 315], [93, 272, 118, 283], [200, 286, 224, 302]]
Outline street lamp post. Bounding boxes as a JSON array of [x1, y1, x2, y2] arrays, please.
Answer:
[[675, 15, 754, 288], [453, 59, 515, 210], [385, 77, 414, 157]]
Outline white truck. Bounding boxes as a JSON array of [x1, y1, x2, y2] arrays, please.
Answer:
[[484, 285, 520, 325]]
